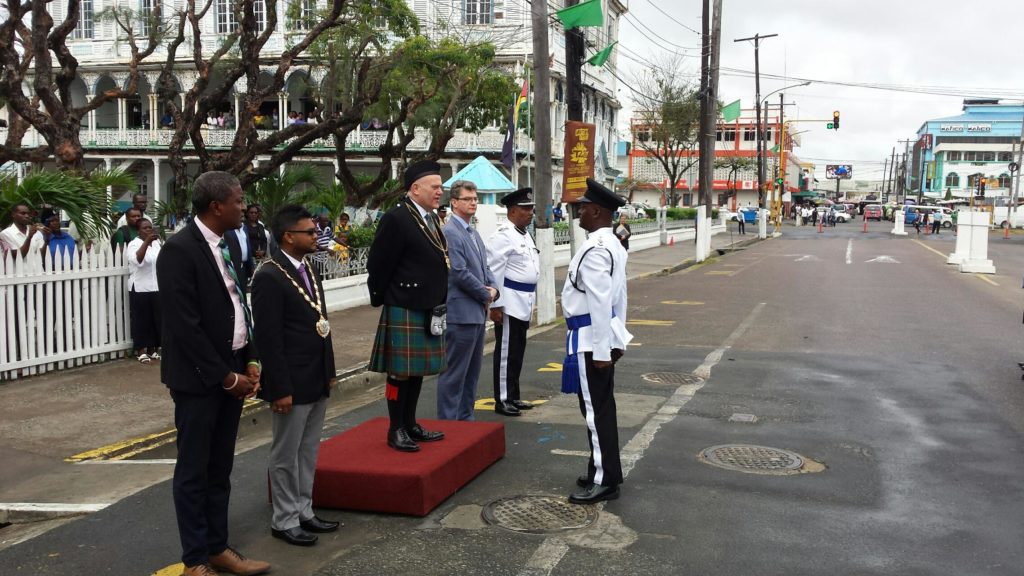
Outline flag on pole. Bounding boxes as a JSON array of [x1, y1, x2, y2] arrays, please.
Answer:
[[720, 99, 741, 122], [500, 103, 516, 169], [513, 76, 529, 129], [556, 0, 603, 29], [587, 42, 617, 67], [770, 143, 780, 153]]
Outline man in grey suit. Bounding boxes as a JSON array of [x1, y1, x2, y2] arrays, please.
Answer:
[[436, 180, 498, 420]]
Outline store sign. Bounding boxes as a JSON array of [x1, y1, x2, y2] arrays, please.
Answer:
[[939, 123, 992, 132], [561, 121, 596, 203]]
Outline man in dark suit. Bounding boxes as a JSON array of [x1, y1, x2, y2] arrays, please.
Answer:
[[436, 180, 497, 420], [367, 160, 450, 452], [156, 171, 270, 576], [252, 205, 340, 547]]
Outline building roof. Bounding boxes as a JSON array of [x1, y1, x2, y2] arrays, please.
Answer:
[[443, 156, 515, 192]]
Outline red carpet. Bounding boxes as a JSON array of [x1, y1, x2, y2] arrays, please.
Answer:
[[311, 417, 505, 516]]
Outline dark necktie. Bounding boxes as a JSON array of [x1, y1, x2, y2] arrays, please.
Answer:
[[425, 213, 438, 234], [297, 262, 313, 295], [217, 238, 253, 340]]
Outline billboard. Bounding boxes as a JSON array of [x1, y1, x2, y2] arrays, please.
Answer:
[[561, 121, 596, 203], [825, 164, 852, 180]]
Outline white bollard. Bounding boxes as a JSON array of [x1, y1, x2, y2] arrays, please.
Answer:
[[891, 210, 908, 236], [956, 210, 996, 274]]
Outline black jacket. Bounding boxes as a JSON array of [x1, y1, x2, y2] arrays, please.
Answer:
[[251, 253, 336, 404], [156, 221, 257, 394], [367, 197, 449, 310]]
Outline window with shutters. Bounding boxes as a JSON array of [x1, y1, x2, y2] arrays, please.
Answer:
[[742, 127, 756, 142], [946, 151, 961, 162], [945, 172, 959, 188], [253, 0, 267, 31], [290, 0, 315, 30], [216, 0, 238, 33], [998, 173, 1011, 188], [464, 0, 492, 25], [74, 0, 94, 39], [140, 0, 161, 36]]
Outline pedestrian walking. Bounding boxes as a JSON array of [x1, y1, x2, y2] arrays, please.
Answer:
[[614, 212, 632, 249], [156, 171, 270, 576], [487, 187, 540, 417], [560, 179, 632, 505], [435, 180, 498, 421], [914, 209, 922, 234], [127, 218, 161, 363], [367, 160, 449, 452], [252, 204, 340, 548]]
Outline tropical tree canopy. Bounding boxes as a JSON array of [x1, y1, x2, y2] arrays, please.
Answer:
[[0, 169, 135, 240]]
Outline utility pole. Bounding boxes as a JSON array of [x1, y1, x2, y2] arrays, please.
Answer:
[[696, 0, 722, 260], [1010, 109, 1024, 225], [887, 147, 896, 201], [734, 32, 777, 209], [899, 138, 913, 202], [531, 0, 556, 325], [881, 156, 888, 196]]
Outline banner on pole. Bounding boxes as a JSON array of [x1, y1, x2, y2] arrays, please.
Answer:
[[561, 121, 596, 203]]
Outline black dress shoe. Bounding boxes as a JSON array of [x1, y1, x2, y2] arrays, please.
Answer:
[[271, 526, 318, 546], [576, 475, 591, 488], [568, 483, 620, 505], [387, 428, 420, 452], [494, 401, 521, 417], [408, 423, 445, 442], [300, 515, 340, 533], [511, 400, 534, 410]]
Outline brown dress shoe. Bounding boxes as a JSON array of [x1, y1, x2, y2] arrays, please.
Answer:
[[181, 565, 217, 576], [209, 547, 271, 576]]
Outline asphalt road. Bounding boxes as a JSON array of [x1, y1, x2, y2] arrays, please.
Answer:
[[2, 223, 1023, 575]]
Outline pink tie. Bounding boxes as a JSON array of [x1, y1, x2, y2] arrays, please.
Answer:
[[297, 263, 313, 295]]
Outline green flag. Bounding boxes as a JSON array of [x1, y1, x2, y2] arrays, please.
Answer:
[[770, 143, 780, 153], [721, 99, 741, 122], [587, 42, 617, 67], [557, 0, 604, 29]]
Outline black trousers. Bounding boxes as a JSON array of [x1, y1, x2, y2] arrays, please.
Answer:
[[493, 314, 529, 403], [576, 352, 622, 487], [171, 354, 245, 567], [130, 289, 162, 350]]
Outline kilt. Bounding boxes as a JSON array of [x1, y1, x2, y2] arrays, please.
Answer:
[[369, 305, 447, 376]]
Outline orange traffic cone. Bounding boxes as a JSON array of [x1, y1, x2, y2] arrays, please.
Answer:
[[668, 236, 675, 246], [862, 219, 868, 233]]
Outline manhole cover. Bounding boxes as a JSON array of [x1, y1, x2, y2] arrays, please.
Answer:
[[642, 372, 704, 386], [700, 444, 804, 474], [482, 495, 598, 534]]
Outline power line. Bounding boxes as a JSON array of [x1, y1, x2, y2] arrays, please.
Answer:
[[643, 0, 701, 36]]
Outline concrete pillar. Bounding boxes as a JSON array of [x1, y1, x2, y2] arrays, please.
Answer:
[[891, 209, 907, 236], [233, 94, 241, 132], [104, 158, 114, 203], [954, 210, 995, 273], [151, 158, 162, 205], [86, 93, 97, 142]]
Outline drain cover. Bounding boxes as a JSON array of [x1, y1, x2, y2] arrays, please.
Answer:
[[642, 372, 704, 386], [700, 444, 804, 474], [482, 495, 598, 534]]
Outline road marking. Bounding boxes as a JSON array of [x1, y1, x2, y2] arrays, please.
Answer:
[[474, 398, 549, 409], [537, 362, 563, 372], [975, 274, 999, 286], [661, 300, 704, 305], [846, 239, 853, 264], [76, 459, 177, 465], [550, 449, 590, 457], [865, 255, 900, 264], [518, 303, 765, 576], [152, 564, 185, 576], [704, 270, 734, 276], [794, 255, 821, 262], [626, 319, 676, 326], [912, 239, 947, 259], [0, 503, 110, 514]]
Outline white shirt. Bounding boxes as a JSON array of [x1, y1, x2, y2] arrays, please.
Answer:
[[126, 237, 161, 292], [234, 225, 249, 262], [195, 217, 249, 351], [0, 223, 46, 258], [487, 222, 540, 322], [560, 227, 632, 361]]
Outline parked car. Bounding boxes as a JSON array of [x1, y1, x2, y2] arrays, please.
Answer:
[[619, 203, 651, 219], [863, 204, 883, 221]]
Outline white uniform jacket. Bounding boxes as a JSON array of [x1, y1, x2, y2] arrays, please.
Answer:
[[487, 222, 540, 322], [560, 227, 632, 362]]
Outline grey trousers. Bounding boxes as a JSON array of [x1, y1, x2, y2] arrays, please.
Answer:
[[436, 323, 486, 421], [269, 396, 327, 531]]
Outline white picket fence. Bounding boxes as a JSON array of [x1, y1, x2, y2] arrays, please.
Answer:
[[0, 245, 131, 381]]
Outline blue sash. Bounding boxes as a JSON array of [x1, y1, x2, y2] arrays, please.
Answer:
[[561, 312, 612, 394], [503, 278, 537, 293]]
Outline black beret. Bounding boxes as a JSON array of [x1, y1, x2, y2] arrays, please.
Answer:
[[578, 178, 626, 210], [404, 160, 442, 190], [500, 187, 534, 207]]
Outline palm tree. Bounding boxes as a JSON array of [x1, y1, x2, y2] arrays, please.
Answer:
[[0, 168, 135, 240], [308, 183, 347, 224], [244, 166, 325, 222]]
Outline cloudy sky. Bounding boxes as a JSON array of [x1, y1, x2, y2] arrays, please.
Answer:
[[614, 0, 1024, 184]]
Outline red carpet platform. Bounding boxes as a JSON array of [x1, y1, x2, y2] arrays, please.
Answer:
[[310, 417, 505, 516]]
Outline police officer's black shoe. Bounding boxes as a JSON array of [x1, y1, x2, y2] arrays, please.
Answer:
[[387, 428, 420, 452], [494, 401, 521, 417], [510, 400, 534, 410], [568, 484, 620, 505], [408, 423, 445, 442], [576, 475, 591, 488]]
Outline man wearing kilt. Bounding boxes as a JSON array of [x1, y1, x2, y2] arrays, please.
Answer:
[[367, 160, 450, 452]]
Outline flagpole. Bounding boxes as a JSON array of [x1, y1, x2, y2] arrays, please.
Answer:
[[526, 68, 533, 189], [511, 63, 520, 190]]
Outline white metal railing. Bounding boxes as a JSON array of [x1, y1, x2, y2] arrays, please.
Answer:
[[306, 247, 369, 281], [551, 219, 692, 245], [0, 245, 131, 380]]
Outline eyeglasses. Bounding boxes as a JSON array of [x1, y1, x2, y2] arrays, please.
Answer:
[[454, 197, 479, 203], [286, 229, 318, 236]]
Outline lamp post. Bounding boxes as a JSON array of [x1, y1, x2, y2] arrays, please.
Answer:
[[758, 81, 811, 225]]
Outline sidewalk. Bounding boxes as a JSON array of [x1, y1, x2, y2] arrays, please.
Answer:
[[0, 229, 757, 514]]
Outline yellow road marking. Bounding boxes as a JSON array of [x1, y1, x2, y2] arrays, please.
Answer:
[[538, 362, 563, 372], [975, 274, 999, 286], [911, 239, 947, 259], [626, 319, 676, 326], [661, 300, 704, 305], [152, 563, 184, 576], [67, 399, 262, 462], [474, 398, 549, 409], [704, 270, 734, 276]]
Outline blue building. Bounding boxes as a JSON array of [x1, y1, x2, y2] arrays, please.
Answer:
[[913, 99, 1022, 198]]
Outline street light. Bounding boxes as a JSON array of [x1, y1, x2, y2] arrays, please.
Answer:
[[755, 82, 811, 208]]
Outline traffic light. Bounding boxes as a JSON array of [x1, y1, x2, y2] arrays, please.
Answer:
[[832, 110, 840, 131], [979, 179, 986, 198]]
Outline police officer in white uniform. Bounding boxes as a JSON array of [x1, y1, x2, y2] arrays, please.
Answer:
[[487, 188, 540, 417], [560, 178, 632, 505]]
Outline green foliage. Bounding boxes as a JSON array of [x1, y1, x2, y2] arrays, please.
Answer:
[[0, 169, 135, 240], [344, 224, 377, 248], [308, 183, 347, 223], [244, 166, 325, 224], [644, 208, 658, 219]]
